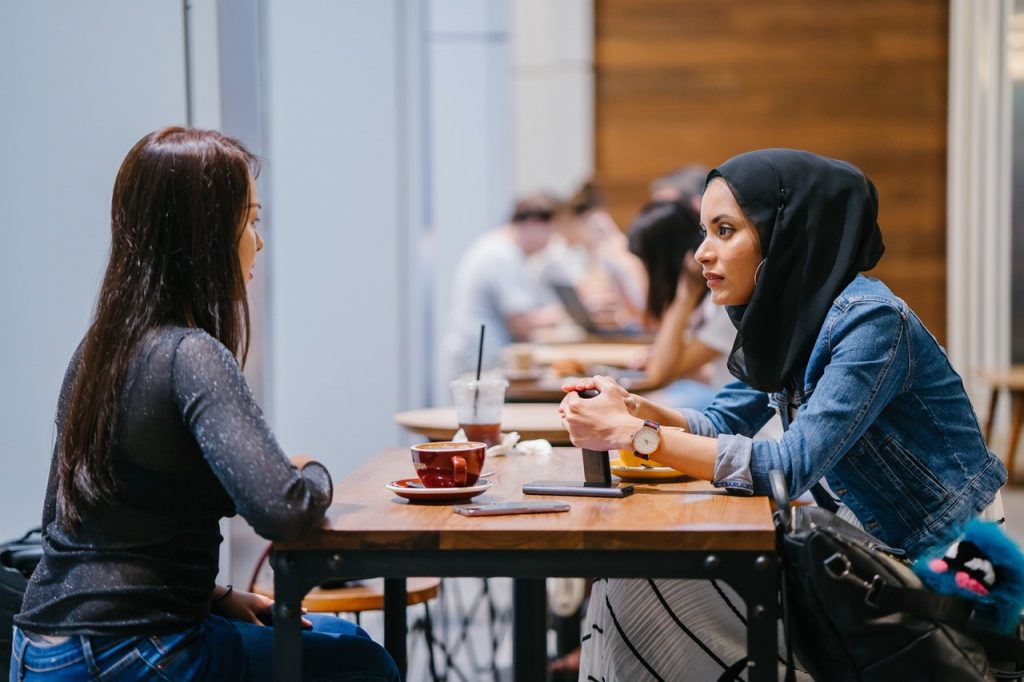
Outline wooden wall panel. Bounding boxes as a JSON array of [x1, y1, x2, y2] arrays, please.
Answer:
[[595, 0, 949, 341]]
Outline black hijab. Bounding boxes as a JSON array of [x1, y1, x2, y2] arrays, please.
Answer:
[[707, 149, 885, 393]]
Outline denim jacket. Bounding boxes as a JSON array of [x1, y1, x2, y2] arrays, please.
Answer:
[[682, 275, 1006, 557]]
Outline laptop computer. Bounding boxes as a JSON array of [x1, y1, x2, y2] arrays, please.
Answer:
[[551, 282, 652, 342]]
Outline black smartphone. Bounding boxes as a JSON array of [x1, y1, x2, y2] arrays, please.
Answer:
[[522, 480, 634, 498], [453, 501, 570, 516]]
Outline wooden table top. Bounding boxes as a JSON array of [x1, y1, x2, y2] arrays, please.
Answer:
[[278, 447, 775, 552], [977, 366, 1024, 390], [503, 374, 657, 403], [394, 403, 569, 443], [529, 342, 644, 369], [504, 380, 569, 403]]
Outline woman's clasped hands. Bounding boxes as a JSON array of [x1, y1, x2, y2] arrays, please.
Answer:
[[211, 586, 313, 629], [559, 375, 643, 451]]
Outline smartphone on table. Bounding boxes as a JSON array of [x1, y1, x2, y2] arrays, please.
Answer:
[[453, 501, 570, 516]]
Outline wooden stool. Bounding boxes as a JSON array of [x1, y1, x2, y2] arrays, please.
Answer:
[[248, 546, 445, 680], [977, 366, 1024, 485], [250, 576, 441, 619], [248, 545, 440, 619]]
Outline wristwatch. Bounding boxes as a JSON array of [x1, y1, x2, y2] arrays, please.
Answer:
[[631, 419, 661, 460]]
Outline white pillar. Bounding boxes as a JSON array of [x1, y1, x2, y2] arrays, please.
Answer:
[[947, 0, 1013, 405]]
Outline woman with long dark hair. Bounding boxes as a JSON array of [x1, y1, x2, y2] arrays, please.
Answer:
[[627, 200, 737, 409], [11, 127, 398, 681], [560, 149, 1005, 680]]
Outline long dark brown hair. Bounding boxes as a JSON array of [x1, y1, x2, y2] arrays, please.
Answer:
[[57, 127, 260, 528], [627, 200, 704, 320]]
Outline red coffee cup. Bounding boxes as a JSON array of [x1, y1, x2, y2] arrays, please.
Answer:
[[410, 441, 486, 488]]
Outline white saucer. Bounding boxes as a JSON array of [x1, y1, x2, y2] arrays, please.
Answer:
[[386, 478, 491, 502]]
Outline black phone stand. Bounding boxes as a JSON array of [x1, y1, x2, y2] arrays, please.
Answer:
[[522, 389, 634, 498]]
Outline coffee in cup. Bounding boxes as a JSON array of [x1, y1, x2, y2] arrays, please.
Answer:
[[450, 378, 508, 448], [411, 441, 486, 488]]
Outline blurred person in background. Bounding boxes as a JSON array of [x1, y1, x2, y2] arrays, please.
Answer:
[[627, 200, 735, 409], [532, 180, 647, 330], [441, 193, 565, 382], [649, 163, 709, 214]]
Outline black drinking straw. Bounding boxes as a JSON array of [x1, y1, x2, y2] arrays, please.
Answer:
[[475, 324, 485, 381], [473, 324, 485, 419]]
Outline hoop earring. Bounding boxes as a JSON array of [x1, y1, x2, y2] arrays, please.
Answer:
[[754, 259, 766, 286]]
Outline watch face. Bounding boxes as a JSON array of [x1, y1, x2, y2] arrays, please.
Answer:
[[634, 427, 660, 454]]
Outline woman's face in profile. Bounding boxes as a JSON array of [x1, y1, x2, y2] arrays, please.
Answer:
[[695, 178, 762, 306], [238, 172, 263, 283]]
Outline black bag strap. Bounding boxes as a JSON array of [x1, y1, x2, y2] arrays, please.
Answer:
[[969, 624, 1024, 663], [776, 405, 839, 513], [779, 567, 797, 682], [809, 482, 840, 513], [867, 580, 975, 624]]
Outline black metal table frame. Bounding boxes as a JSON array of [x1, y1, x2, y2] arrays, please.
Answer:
[[271, 547, 778, 682]]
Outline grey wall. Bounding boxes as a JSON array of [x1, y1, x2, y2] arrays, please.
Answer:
[[261, 0, 412, 468], [427, 0, 514, 405], [0, 1, 189, 539]]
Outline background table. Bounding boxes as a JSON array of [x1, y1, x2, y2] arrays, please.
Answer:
[[529, 341, 644, 368], [394, 402, 569, 444], [271, 448, 779, 681], [530, 327, 655, 345], [977, 366, 1024, 484]]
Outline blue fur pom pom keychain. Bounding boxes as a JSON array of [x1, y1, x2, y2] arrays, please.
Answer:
[[913, 519, 1024, 635]]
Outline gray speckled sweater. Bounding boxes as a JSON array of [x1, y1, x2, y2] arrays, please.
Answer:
[[15, 326, 333, 635]]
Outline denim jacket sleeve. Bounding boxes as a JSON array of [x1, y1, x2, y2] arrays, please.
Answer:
[[717, 298, 910, 497], [681, 381, 777, 495]]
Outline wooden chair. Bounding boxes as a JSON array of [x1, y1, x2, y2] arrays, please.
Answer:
[[976, 366, 1024, 485]]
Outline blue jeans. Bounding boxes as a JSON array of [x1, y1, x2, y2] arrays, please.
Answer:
[[10, 614, 399, 681]]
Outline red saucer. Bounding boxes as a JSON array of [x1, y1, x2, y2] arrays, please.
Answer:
[[386, 478, 491, 503]]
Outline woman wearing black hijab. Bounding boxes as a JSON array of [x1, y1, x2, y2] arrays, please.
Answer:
[[560, 149, 1006, 681]]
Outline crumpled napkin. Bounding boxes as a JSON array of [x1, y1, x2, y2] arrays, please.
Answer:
[[451, 429, 553, 457], [514, 438, 553, 457]]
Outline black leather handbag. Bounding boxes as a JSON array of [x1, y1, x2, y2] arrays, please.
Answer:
[[769, 471, 1024, 682], [1, 528, 43, 672]]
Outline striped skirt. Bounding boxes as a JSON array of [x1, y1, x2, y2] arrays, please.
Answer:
[[577, 577, 808, 682]]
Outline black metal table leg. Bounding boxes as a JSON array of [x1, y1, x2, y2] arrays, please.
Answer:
[[737, 553, 779, 682], [513, 577, 547, 682], [553, 606, 582, 659], [272, 552, 305, 682], [384, 577, 408, 679]]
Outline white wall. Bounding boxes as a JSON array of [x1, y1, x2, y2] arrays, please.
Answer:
[[0, 1, 189, 540], [947, 0, 1013, 407], [261, 0, 413, 472], [426, 0, 515, 405], [511, 0, 594, 197]]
